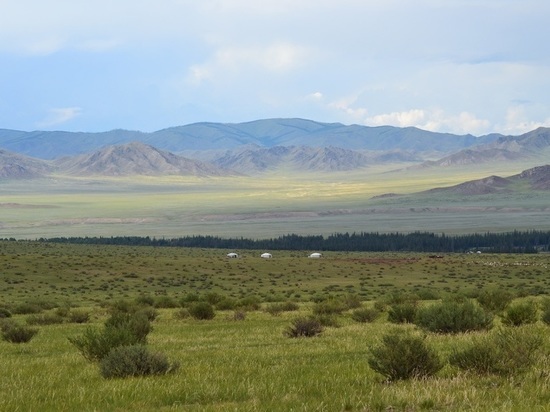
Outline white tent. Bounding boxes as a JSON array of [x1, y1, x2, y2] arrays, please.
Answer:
[[308, 252, 322, 258], [260, 253, 272, 258], [226, 253, 239, 258]]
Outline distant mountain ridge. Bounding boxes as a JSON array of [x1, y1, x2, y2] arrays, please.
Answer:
[[0, 118, 500, 160]]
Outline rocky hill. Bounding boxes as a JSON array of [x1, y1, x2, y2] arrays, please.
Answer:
[[0, 149, 52, 179], [53, 142, 232, 177]]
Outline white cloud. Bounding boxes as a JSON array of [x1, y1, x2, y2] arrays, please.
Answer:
[[499, 106, 549, 135], [364, 109, 491, 135], [186, 42, 311, 86], [38, 107, 82, 128]]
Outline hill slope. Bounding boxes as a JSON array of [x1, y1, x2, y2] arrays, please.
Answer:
[[0, 149, 52, 179], [54, 142, 233, 177]]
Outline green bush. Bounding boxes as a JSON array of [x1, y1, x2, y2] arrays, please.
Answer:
[[69, 311, 152, 362], [12, 302, 43, 315], [215, 297, 237, 311], [0, 307, 13, 318], [313, 298, 347, 316], [501, 300, 539, 326], [387, 302, 417, 324], [265, 301, 299, 316], [368, 329, 443, 381], [228, 310, 247, 321], [173, 308, 190, 319], [284, 317, 324, 338], [476, 289, 514, 313], [100, 345, 179, 379], [342, 293, 362, 309], [153, 296, 179, 309], [188, 302, 215, 320], [68, 310, 90, 324], [415, 300, 493, 333], [26, 313, 65, 325], [236, 296, 261, 311], [542, 305, 550, 326], [1, 320, 38, 343], [450, 327, 543, 375], [351, 307, 380, 323]]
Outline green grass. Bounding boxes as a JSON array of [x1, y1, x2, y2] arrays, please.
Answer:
[[2, 163, 549, 238], [1, 242, 549, 410]]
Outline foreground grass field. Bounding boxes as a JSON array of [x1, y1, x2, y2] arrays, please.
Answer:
[[1, 241, 549, 411]]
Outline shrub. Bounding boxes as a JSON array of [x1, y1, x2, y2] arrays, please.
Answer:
[[1, 320, 38, 343], [415, 300, 493, 333], [236, 296, 261, 311], [284, 317, 324, 338], [351, 307, 380, 323], [204, 292, 224, 305], [313, 298, 347, 316], [153, 296, 179, 309], [179, 293, 201, 307], [0, 307, 13, 318], [450, 327, 543, 375], [173, 308, 190, 319], [312, 314, 340, 328], [501, 300, 538, 326], [135, 295, 156, 307], [188, 302, 215, 320], [99, 345, 179, 379], [542, 305, 550, 326], [26, 313, 65, 325], [368, 329, 443, 381], [215, 297, 237, 311], [68, 310, 90, 324], [69, 311, 152, 362], [342, 293, 362, 309], [387, 302, 417, 324], [476, 289, 514, 313], [265, 301, 299, 316], [228, 310, 246, 321], [12, 302, 43, 315]]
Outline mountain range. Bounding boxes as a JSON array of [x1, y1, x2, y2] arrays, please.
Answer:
[[0, 118, 549, 179]]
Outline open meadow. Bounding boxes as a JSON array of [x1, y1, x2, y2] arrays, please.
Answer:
[[1, 241, 549, 411], [1, 161, 549, 239]]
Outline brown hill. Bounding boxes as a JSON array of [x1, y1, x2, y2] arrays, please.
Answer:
[[515, 164, 550, 190], [54, 142, 233, 177], [0, 149, 52, 179]]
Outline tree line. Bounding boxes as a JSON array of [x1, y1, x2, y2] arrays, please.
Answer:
[[15, 230, 550, 253]]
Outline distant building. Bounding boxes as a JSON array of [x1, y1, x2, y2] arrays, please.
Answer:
[[260, 253, 272, 258], [226, 253, 239, 258], [308, 252, 322, 258]]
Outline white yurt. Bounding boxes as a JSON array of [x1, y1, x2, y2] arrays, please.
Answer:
[[226, 253, 239, 258], [260, 253, 272, 258], [308, 252, 322, 258]]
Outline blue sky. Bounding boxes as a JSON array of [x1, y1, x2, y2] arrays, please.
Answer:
[[1, 0, 549, 136]]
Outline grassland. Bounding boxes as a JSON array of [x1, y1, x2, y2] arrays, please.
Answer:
[[2, 162, 549, 239], [1, 241, 549, 411]]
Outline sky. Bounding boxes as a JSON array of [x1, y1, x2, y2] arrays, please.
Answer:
[[1, 0, 550, 136]]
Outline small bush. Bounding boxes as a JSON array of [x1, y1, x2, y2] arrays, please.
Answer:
[[450, 327, 543, 375], [351, 307, 380, 323], [542, 305, 550, 326], [236, 296, 261, 311], [284, 317, 324, 338], [1, 320, 38, 343], [153, 296, 179, 309], [387, 302, 417, 324], [0, 307, 13, 318], [342, 293, 362, 309], [173, 308, 190, 319], [188, 302, 215, 320], [26, 313, 65, 325], [313, 298, 347, 316], [501, 300, 538, 326], [368, 329, 443, 381], [69, 311, 152, 362], [265, 301, 300, 316], [476, 289, 514, 313], [100, 345, 179, 379], [215, 297, 237, 311], [415, 300, 493, 333], [312, 314, 340, 328], [68, 310, 90, 324], [228, 310, 246, 321], [12, 302, 43, 315], [135, 295, 156, 307]]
